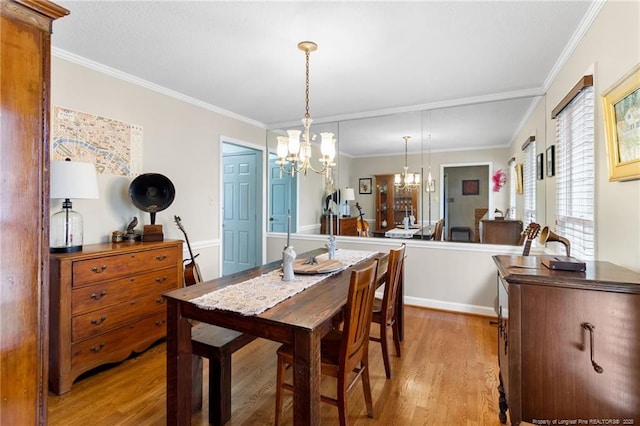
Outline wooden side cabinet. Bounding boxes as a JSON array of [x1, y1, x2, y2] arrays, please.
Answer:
[[480, 219, 523, 244], [320, 215, 358, 236], [49, 240, 183, 394], [494, 255, 640, 425]]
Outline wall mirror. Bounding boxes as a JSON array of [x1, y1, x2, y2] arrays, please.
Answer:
[[266, 96, 545, 245]]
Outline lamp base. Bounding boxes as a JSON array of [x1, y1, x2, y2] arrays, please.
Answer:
[[50, 245, 82, 253], [50, 203, 84, 254]]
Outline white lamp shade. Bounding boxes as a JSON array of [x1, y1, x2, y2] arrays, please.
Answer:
[[320, 132, 336, 159], [286, 129, 301, 156], [276, 136, 289, 159], [299, 143, 311, 162], [343, 187, 355, 201], [50, 160, 99, 199]]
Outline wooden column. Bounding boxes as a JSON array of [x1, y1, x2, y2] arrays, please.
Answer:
[[0, 1, 68, 424]]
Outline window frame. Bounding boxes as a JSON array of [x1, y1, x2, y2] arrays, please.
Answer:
[[552, 76, 595, 260]]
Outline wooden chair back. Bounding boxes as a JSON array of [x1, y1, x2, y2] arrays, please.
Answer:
[[340, 259, 379, 374], [379, 244, 406, 328], [433, 219, 444, 241]]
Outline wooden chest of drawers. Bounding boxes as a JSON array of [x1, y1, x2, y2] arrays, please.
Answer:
[[49, 240, 183, 395]]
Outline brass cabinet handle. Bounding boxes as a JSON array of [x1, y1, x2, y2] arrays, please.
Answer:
[[582, 322, 604, 374], [91, 265, 108, 273], [91, 316, 107, 325], [155, 319, 166, 327], [90, 343, 105, 353], [155, 276, 168, 283], [155, 255, 168, 261], [156, 298, 166, 304], [90, 290, 107, 300]]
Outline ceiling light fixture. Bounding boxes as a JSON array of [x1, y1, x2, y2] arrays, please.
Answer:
[[276, 41, 336, 178], [394, 136, 420, 190]]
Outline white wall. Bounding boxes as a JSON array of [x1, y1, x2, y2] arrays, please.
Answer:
[[51, 56, 265, 281]]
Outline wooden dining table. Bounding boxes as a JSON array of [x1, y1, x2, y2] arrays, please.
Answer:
[[163, 248, 398, 425]]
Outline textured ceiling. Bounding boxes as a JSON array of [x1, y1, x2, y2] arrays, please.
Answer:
[[51, 1, 597, 156]]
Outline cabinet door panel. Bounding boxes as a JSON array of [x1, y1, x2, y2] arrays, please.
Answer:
[[520, 285, 640, 419]]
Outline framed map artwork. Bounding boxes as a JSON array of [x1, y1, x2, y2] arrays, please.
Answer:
[[51, 106, 143, 176]]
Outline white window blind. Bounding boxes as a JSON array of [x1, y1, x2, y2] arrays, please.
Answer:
[[555, 84, 594, 260], [523, 140, 536, 224], [508, 159, 516, 219]]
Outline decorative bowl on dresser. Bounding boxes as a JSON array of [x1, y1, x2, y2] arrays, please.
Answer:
[[49, 240, 183, 394], [493, 255, 640, 425]]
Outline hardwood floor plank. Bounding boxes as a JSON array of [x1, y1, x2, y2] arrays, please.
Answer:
[[48, 306, 505, 425]]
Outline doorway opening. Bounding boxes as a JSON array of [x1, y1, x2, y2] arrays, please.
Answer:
[[440, 162, 492, 242], [268, 152, 298, 233], [221, 141, 263, 276]]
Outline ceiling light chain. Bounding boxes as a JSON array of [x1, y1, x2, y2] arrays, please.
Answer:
[[394, 136, 420, 191], [304, 46, 311, 120], [276, 41, 336, 179]]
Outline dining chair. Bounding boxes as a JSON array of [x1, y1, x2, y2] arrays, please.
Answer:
[[433, 219, 444, 241], [369, 243, 406, 379], [274, 259, 379, 426]]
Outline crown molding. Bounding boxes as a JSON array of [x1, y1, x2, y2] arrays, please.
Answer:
[[52, 48, 267, 130]]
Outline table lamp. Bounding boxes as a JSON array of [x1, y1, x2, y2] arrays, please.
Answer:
[[50, 159, 99, 253], [342, 187, 355, 217]]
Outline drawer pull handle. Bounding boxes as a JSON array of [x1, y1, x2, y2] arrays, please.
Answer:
[[91, 316, 107, 325], [582, 322, 604, 374], [156, 276, 168, 283], [155, 255, 168, 261], [90, 290, 107, 300], [156, 298, 166, 304], [155, 319, 166, 326], [90, 343, 105, 353], [91, 265, 108, 273]]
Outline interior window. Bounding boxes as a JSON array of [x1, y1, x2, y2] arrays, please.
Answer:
[[508, 158, 516, 219], [554, 78, 595, 260], [523, 139, 536, 224]]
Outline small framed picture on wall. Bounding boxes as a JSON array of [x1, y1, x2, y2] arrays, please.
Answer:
[[462, 179, 479, 195], [546, 145, 555, 177], [537, 153, 544, 180], [359, 177, 372, 194]]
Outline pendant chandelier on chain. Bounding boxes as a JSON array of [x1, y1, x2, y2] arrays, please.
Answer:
[[394, 136, 420, 190], [276, 41, 336, 179]]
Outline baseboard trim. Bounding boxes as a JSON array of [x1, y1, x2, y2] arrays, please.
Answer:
[[403, 296, 497, 318]]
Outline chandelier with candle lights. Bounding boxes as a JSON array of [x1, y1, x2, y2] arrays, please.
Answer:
[[276, 41, 336, 178], [394, 136, 420, 190]]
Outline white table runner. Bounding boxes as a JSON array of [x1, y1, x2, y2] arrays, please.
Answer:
[[385, 227, 419, 238], [190, 249, 377, 316]]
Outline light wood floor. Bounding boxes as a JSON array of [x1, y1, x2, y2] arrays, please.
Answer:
[[48, 306, 505, 425]]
